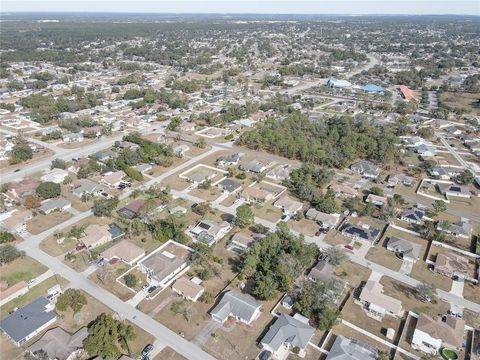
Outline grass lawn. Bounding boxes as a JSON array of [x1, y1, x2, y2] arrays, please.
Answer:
[[335, 260, 371, 288], [0, 256, 48, 286], [341, 296, 402, 340], [0, 332, 23, 360], [365, 246, 403, 272], [154, 347, 188, 360], [0, 276, 69, 318], [463, 281, 480, 303], [440, 91, 480, 115], [190, 186, 223, 202], [252, 202, 283, 223], [63, 250, 91, 272], [162, 174, 191, 191], [379, 276, 449, 317], [119, 268, 148, 292], [26, 211, 73, 235], [40, 234, 78, 257], [324, 230, 350, 246], [288, 218, 320, 237], [127, 322, 156, 359], [410, 261, 452, 291], [89, 262, 135, 301]]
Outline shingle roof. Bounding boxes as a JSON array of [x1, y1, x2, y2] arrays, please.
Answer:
[[27, 327, 88, 360], [326, 335, 378, 360], [416, 314, 465, 348], [261, 314, 314, 352], [211, 291, 261, 323], [0, 297, 56, 344]]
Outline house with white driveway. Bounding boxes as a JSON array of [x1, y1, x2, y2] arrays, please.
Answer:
[[210, 291, 262, 325]]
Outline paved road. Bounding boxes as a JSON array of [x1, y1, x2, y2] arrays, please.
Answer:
[[438, 134, 476, 174]]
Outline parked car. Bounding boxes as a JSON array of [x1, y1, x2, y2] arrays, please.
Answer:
[[344, 244, 354, 251], [147, 286, 157, 294], [142, 344, 154, 357], [258, 350, 272, 360]]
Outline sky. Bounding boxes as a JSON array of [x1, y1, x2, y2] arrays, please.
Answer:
[[1, 0, 479, 15]]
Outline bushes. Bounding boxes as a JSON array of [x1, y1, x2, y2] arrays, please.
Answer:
[[0, 244, 24, 265], [36, 182, 61, 199], [0, 232, 15, 244]]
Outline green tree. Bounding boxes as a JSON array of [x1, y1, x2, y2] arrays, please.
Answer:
[[170, 301, 191, 321], [252, 274, 277, 300], [123, 273, 137, 288], [9, 143, 33, 164], [36, 182, 61, 199], [432, 200, 447, 216], [457, 170, 474, 185], [196, 138, 207, 148], [235, 204, 254, 228], [166, 116, 181, 131], [0, 232, 15, 244], [0, 245, 24, 265], [51, 158, 67, 170], [323, 247, 348, 265], [415, 282, 435, 302], [93, 197, 119, 217], [83, 313, 135, 359], [56, 288, 87, 314], [369, 186, 384, 196]]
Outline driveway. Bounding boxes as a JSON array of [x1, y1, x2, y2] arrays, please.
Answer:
[[399, 261, 413, 275], [449, 279, 465, 297], [192, 319, 222, 347]]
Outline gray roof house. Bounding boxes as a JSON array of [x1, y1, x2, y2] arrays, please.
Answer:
[[211, 291, 262, 325], [217, 153, 242, 166], [39, 198, 71, 214], [341, 223, 380, 242], [261, 314, 315, 357], [217, 178, 242, 193], [72, 179, 104, 198], [27, 327, 88, 360], [437, 219, 472, 239], [326, 335, 378, 360], [0, 297, 57, 346], [92, 149, 118, 162], [436, 183, 471, 199], [350, 160, 379, 179], [386, 237, 421, 263], [240, 160, 267, 173]]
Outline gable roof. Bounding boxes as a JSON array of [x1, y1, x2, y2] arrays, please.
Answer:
[[27, 327, 88, 360], [359, 280, 402, 315], [261, 314, 314, 352], [0, 297, 56, 344], [210, 291, 261, 323], [326, 335, 378, 360], [386, 237, 421, 262]]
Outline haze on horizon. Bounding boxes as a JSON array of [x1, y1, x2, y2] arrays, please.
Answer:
[[2, 0, 479, 15]]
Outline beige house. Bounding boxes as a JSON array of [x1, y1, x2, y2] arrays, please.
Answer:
[[434, 252, 472, 281], [359, 280, 403, 319], [100, 240, 145, 266], [172, 277, 204, 302], [80, 224, 112, 249]]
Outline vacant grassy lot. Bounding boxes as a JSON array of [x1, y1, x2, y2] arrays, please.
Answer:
[[335, 260, 371, 288], [26, 211, 73, 235], [0, 276, 69, 317], [440, 91, 480, 115], [0, 256, 48, 286], [324, 230, 350, 246], [252, 202, 283, 223], [190, 186, 223, 202], [89, 262, 135, 301], [288, 218, 320, 237], [379, 276, 449, 317], [154, 346, 188, 360]]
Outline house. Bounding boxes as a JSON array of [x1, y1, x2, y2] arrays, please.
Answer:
[[101, 170, 126, 188], [308, 261, 337, 283], [436, 183, 471, 199], [72, 179, 104, 198], [169, 206, 187, 215], [274, 195, 303, 215], [361, 84, 384, 93], [117, 141, 139, 151], [118, 199, 145, 219], [138, 240, 193, 288], [399, 85, 414, 101], [434, 252, 472, 281], [428, 167, 459, 180], [0, 209, 32, 234], [329, 184, 358, 198], [62, 133, 84, 142], [92, 149, 118, 162], [266, 164, 292, 181], [350, 160, 379, 179], [305, 208, 340, 229], [0, 281, 29, 307], [365, 194, 387, 207], [41, 168, 69, 184], [173, 144, 189, 157], [240, 160, 267, 173], [229, 232, 260, 253], [183, 168, 217, 186], [217, 178, 242, 194], [359, 280, 403, 319], [326, 335, 378, 360], [388, 173, 414, 187], [132, 163, 153, 174], [210, 290, 262, 325], [415, 143, 437, 157], [40, 198, 71, 214], [27, 327, 88, 360], [0, 297, 57, 346], [188, 220, 232, 246], [100, 240, 145, 266], [80, 224, 112, 249], [241, 186, 271, 203], [9, 179, 40, 199], [217, 153, 242, 166], [412, 314, 465, 355], [400, 206, 427, 225], [437, 219, 472, 239], [260, 314, 315, 358], [172, 277, 204, 302], [341, 223, 380, 243], [327, 77, 352, 88], [386, 237, 421, 263]]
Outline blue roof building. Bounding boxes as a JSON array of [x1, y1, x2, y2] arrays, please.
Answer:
[[361, 84, 384, 93], [327, 77, 352, 88]]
